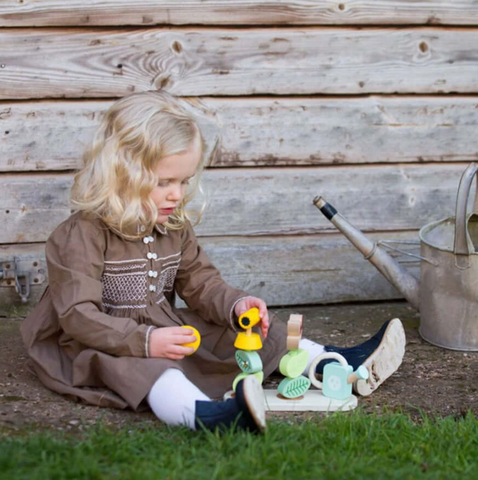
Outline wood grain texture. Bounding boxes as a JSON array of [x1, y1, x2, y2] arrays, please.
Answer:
[[0, 163, 469, 243], [0, 231, 420, 316], [2, 96, 478, 172], [1, 1, 478, 26], [1, 28, 478, 98]]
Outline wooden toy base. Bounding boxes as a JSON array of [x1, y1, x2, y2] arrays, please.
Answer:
[[263, 389, 357, 412]]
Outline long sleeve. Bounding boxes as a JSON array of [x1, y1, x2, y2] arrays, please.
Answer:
[[174, 221, 249, 329], [46, 214, 153, 357]]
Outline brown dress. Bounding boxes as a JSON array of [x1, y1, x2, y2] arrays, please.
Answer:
[[21, 212, 287, 411]]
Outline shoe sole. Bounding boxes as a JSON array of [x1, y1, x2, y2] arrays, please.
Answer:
[[242, 376, 267, 433], [354, 318, 406, 396]]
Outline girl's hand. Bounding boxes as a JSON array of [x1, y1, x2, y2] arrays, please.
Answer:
[[148, 327, 196, 360], [234, 297, 270, 339]]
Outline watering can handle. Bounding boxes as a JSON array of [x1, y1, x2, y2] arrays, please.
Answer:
[[454, 162, 478, 256], [307, 352, 348, 390]]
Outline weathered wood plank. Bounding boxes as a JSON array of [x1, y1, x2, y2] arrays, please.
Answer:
[[1, 1, 478, 26], [0, 174, 72, 244], [1, 28, 478, 99], [0, 231, 420, 316], [2, 96, 478, 172], [0, 164, 469, 243]]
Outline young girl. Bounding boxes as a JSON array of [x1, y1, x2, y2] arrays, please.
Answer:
[[21, 91, 406, 434]]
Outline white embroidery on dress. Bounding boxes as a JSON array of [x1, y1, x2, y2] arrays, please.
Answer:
[[156, 265, 178, 294], [103, 302, 147, 310], [104, 264, 147, 272], [162, 259, 181, 268], [101, 251, 181, 310], [153, 252, 181, 263], [104, 258, 147, 265], [103, 271, 147, 277], [145, 325, 155, 357], [102, 271, 147, 307]]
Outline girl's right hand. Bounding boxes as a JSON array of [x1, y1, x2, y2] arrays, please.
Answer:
[[148, 327, 196, 360]]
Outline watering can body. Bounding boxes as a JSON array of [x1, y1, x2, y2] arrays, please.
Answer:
[[315, 162, 478, 351], [419, 214, 478, 351]]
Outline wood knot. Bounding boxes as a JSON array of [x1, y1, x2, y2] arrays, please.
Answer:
[[419, 42, 429, 53], [172, 41, 183, 54]]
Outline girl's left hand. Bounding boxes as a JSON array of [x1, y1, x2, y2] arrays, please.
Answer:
[[234, 296, 270, 339]]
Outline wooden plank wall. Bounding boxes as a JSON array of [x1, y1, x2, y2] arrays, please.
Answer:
[[1, 1, 478, 316]]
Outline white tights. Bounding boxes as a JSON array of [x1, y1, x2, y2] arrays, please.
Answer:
[[147, 338, 325, 429], [147, 368, 210, 430]]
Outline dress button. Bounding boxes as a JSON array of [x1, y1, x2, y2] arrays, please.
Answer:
[[148, 236, 154, 242], [147, 252, 153, 259], [152, 253, 157, 259], [143, 237, 150, 244], [149, 285, 156, 292], [148, 270, 157, 277]]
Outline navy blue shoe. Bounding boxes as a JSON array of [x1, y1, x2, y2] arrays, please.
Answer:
[[195, 376, 266, 433], [317, 318, 406, 396]]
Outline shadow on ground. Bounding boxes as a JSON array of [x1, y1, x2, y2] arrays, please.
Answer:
[[1, 301, 477, 431]]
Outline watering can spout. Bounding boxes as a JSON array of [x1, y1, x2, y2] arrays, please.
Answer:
[[313, 196, 420, 310]]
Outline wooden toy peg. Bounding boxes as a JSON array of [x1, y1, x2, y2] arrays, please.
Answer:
[[286, 314, 303, 350], [288, 314, 303, 335], [234, 308, 263, 350], [347, 365, 369, 384]]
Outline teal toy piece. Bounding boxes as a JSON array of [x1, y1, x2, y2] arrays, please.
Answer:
[[235, 350, 263, 373], [308, 352, 369, 401], [277, 375, 311, 399], [322, 362, 353, 400]]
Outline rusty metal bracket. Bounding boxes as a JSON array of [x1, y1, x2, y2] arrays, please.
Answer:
[[0, 257, 46, 303]]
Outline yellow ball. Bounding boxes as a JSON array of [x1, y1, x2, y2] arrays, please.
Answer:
[[181, 325, 201, 355]]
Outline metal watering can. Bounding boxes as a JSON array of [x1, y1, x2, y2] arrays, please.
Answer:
[[314, 162, 478, 351]]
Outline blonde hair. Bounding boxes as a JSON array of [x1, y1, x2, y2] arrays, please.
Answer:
[[71, 91, 205, 240]]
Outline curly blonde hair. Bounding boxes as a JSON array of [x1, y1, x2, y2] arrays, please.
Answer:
[[71, 91, 205, 239]]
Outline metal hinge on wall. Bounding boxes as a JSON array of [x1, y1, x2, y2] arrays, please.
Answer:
[[0, 257, 46, 303]]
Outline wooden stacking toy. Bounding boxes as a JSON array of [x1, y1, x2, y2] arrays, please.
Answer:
[[232, 308, 264, 391], [277, 314, 311, 399]]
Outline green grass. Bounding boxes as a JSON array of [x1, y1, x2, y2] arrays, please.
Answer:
[[1, 410, 478, 480]]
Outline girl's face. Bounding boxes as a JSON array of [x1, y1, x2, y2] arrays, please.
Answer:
[[150, 136, 202, 224]]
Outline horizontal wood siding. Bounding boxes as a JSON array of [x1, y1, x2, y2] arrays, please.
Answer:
[[0, 231, 420, 316], [0, 164, 468, 243], [1, 1, 478, 26], [1, 2, 477, 311], [1, 28, 478, 99], [2, 96, 478, 172]]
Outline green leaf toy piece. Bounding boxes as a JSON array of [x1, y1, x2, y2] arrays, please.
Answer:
[[277, 375, 311, 399], [279, 348, 309, 378], [235, 350, 263, 373]]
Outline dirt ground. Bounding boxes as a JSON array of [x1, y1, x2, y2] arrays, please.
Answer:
[[1, 301, 478, 432]]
